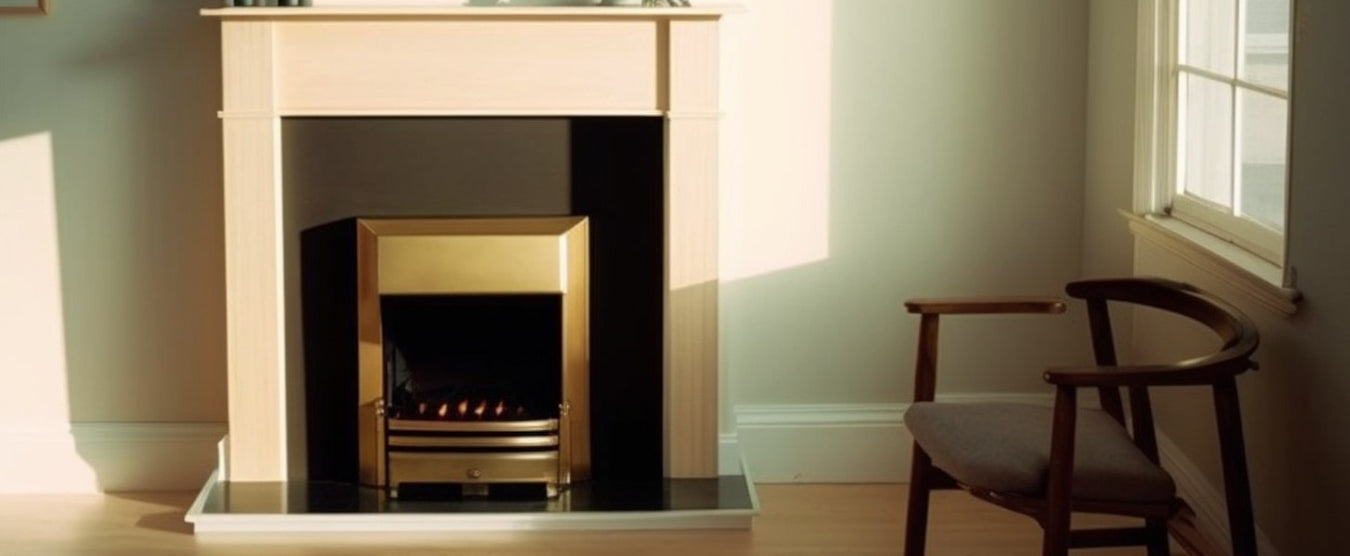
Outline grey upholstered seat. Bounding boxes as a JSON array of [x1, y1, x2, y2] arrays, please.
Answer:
[[904, 402, 1174, 504]]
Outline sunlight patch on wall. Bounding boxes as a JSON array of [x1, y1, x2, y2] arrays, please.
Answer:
[[0, 132, 100, 491], [0, 131, 71, 425], [720, 0, 833, 282]]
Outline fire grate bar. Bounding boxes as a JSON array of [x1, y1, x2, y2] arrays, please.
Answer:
[[387, 418, 559, 434], [388, 435, 560, 449]]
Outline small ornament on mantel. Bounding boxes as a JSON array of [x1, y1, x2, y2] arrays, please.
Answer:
[[226, 0, 312, 5], [599, 0, 691, 5]]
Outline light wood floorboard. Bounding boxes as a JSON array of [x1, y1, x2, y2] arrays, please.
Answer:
[[0, 484, 1175, 555]]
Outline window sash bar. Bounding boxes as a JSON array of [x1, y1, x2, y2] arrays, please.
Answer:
[[1176, 64, 1289, 99]]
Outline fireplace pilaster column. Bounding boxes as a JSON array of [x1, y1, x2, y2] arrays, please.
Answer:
[[220, 20, 288, 482], [664, 18, 721, 478]]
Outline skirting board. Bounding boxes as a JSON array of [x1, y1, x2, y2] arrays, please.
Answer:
[[0, 422, 226, 493], [1156, 433, 1280, 556], [733, 395, 1050, 483], [732, 396, 1278, 555]]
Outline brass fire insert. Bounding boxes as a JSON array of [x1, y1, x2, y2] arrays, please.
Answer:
[[356, 217, 590, 498]]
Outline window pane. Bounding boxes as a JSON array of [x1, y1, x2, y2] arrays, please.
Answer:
[[1183, 0, 1236, 75], [1238, 89, 1287, 230], [1180, 74, 1234, 207], [1242, 0, 1290, 90]]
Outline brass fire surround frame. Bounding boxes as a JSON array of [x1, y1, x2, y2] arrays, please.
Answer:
[[355, 217, 590, 495]]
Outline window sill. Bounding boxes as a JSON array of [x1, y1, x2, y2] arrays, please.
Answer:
[[1122, 211, 1301, 316]]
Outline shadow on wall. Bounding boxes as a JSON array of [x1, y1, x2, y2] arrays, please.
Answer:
[[0, 1, 226, 491]]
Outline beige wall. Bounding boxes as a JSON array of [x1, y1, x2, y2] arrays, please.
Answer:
[[0, 0, 225, 490], [1085, 0, 1350, 553], [1083, 0, 1138, 281], [723, 0, 1091, 412], [0, 0, 226, 423]]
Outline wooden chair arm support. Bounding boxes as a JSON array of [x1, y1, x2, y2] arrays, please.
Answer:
[[1043, 357, 1255, 388], [904, 296, 1067, 315]]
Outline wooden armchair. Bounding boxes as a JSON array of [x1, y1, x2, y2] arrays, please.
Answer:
[[901, 278, 1259, 556]]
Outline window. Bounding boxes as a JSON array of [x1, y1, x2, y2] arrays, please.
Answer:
[[1139, 0, 1292, 266]]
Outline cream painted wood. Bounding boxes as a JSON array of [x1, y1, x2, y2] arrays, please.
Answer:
[[222, 116, 286, 482], [204, 7, 731, 19], [665, 116, 720, 477], [275, 21, 660, 113], [207, 8, 728, 482], [220, 18, 287, 482], [663, 17, 722, 477], [668, 19, 721, 113], [221, 21, 276, 112]]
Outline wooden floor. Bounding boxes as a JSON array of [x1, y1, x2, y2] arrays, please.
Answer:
[[0, 484, 1177, 555]]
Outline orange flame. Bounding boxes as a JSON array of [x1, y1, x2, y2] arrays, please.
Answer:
[[436, 402, 448, 419], [457, 399, 469, 417], [493, 400, 506, 418], [473, 399, 487, 418]]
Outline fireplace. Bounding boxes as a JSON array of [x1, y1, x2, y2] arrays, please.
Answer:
[[202, 3, 726, 489], [354, 217, 589, 498], [192, 5, 750, 532]]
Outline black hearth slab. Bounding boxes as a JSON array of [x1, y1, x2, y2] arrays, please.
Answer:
[[192, 476, 756, 516]]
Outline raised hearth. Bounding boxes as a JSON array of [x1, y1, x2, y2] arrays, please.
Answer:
[[188, 472, 756, 533]]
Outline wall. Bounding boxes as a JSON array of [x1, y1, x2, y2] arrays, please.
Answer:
[[0, 0, 227, 491], [723, 0, 1091, 481], [1083, 0, 1138, 280], [1085, 0, 1350, 554]]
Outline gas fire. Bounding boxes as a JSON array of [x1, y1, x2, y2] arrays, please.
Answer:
[[397, 398, 529, 421]]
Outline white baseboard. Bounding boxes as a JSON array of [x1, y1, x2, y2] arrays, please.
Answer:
[[0, 422, 226, 493], [718, 432, 742, 476], [733, 402, 908, 482], [1156, 432, 1280, 556], [732, 395, 1053, 483]]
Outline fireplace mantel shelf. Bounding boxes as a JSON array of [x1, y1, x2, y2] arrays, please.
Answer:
[[201, 6, 738, 19]]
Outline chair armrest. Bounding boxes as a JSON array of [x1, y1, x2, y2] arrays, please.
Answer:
[[905, 297, 1067, 315], [1043, 356, 1256, 388]]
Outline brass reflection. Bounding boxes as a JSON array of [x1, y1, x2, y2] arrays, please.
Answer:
[[355, 217, 589, 496]]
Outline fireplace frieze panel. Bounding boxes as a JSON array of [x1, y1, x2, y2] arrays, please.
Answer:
[[276, 20, 662, 114]]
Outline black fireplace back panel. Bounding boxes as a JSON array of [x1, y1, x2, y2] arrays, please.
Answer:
[[301, 117, 664, 483], [380, 294, 563, 422]]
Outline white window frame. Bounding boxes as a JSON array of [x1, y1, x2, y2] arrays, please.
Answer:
[[1132, 0, 1300, 313]]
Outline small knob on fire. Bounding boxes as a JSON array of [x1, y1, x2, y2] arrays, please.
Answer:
[[467, 468, 482, 480]]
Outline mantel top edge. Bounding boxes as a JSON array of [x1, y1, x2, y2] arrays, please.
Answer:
[[201, 5, 741, 19]]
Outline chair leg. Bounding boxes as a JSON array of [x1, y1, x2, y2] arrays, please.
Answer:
[[1041, 514, 1070, 556], [1214, 378, 1257, 556], [1145, 518, 1170, 556], [904, 443, 934, 556], [1042, 386, 1078, 556]]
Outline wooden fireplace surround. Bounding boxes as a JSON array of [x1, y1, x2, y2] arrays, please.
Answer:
[[203, 6, 726, 482]]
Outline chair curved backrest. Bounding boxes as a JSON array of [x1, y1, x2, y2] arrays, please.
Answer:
[[1066, 277, 1257, 354]]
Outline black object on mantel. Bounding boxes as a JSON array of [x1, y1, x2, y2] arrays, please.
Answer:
[[228, 0, 311, 6]]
